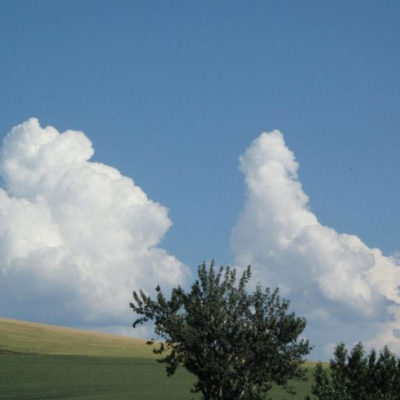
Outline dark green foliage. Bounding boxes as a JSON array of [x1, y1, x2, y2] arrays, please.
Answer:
[[130, 261, 312, 400], [306, 342, 400, 400]]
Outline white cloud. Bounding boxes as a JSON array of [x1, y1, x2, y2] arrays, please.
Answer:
[[231, 131, 400, 357], [0, 118, 188, 331]]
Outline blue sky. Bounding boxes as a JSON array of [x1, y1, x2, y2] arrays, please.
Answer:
[[1, 1, 400, 357]]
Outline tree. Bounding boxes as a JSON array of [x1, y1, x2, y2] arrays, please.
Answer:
[[306, 342, 400, 400], [130, 261, 312, 400]]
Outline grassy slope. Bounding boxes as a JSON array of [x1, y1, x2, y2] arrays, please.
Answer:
[[0, 355, 200, 400], [0, 317, 315, 399], [0, 317, 154, 358]]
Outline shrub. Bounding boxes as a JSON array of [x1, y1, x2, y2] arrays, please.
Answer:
[[306, 342, 400, 400]]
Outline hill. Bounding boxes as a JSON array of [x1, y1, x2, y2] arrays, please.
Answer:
[[0, 317, 154, 358], [0, 317, 201, 399], [0, 317, 315, 399]]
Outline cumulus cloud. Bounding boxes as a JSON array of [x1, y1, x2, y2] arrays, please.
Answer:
[[231, 131, 400, 357], [0, 118, 188, 332]]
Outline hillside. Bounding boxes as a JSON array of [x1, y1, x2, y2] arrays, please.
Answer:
[[0, 317, 154, 358], [0, 317, 316, 399]]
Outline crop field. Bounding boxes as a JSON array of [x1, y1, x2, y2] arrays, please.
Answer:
[[0, 354, 199, 400], [0, 318, 314, 399]]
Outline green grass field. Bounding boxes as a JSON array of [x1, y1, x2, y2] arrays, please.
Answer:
[[0, 317, 154, 358], [0, 317, 315, 399]]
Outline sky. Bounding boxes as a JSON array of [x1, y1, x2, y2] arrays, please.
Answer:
[[0, 1, 399, 359]]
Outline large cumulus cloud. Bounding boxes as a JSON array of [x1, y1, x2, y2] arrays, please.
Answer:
[[232, 131, 400, 357], [0, 118, 187, 330]]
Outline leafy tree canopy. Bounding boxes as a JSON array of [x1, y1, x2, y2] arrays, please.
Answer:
[[307, 342, 400, 400], [130, 261, 311, 400]]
